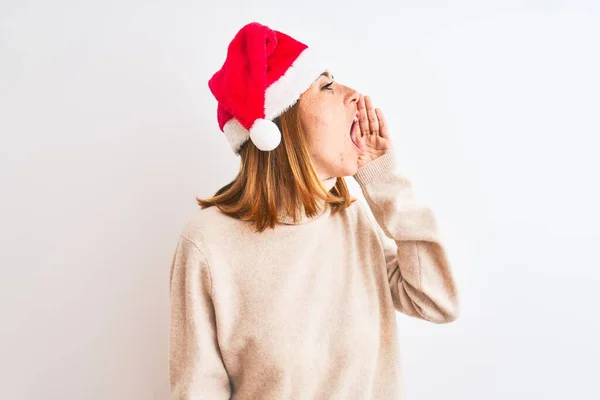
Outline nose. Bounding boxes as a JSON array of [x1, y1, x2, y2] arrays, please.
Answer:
[[346, 86, 360, 105]]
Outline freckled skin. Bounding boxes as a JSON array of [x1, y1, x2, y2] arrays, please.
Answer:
[[297, 71, 361, 180]]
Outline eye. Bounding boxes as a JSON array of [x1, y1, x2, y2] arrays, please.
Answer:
[[322, 81, 334, 91]]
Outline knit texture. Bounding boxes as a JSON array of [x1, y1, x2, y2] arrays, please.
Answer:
[[169, 151, 459, 399]]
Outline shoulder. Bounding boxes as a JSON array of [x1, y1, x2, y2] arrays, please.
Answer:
[[338, 198, 380, 234], [179, 205, 233, 240], [345, 197, 375, 221], [349, 197, 396, 252]]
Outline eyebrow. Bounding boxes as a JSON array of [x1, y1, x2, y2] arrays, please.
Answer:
[[320, 71, 334, 80]]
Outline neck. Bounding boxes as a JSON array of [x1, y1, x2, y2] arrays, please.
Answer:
[[320, 176, 337, 192], [276, 176, 338, 225]]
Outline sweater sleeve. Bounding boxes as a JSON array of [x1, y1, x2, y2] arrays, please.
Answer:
[[169, 235, 232, 399], [353, 151, 459, 323]]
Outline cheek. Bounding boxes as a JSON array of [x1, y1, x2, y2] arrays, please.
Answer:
[[312, 114, 345, 145], [308, 120, 352, 158], [303, 113, 335, 148], [300, 101, 353, 162]]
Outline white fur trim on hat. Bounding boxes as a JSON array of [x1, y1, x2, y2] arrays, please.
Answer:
[[264, 48, 329, 121], [223, 118, 250, 154]]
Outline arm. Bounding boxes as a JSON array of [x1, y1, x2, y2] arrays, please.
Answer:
[[169, 235, 232, 399], [353, 151, 459, 323]]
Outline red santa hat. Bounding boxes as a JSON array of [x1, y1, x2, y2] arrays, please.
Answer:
[[208, 22, 328, 154]]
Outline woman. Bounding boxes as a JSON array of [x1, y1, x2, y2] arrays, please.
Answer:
[[169, 22, 459, 399]]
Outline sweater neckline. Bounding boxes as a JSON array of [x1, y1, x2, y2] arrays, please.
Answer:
[[277, 177, 337, 225]]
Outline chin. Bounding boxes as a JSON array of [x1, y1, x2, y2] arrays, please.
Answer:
[[322, 150, 360, 177], [339, 161, 359, 177]]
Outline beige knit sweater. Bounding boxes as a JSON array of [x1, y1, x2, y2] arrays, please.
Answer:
[[169, 151, 459, 399]]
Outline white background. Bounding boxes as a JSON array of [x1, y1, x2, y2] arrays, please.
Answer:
[[1, 1, 599, 399]]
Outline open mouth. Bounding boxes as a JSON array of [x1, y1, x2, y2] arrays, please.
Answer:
[[350, 116, 361, 151]]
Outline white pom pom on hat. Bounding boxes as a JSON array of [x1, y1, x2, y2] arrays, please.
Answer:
[[208, 22, 328, 155], [249, 118, 281, 151]]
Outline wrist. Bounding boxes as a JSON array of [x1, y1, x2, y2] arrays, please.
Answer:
[[353, 151, 398, 187]]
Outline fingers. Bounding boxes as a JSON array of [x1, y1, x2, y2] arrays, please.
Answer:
[[357, 95, 369, 137], [357, 130, 366, 150], [358, 94, 387, 138], [375, 108, 388, 138], [364, 96, 379, 136]]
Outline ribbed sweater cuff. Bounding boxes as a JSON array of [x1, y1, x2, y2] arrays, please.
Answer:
[[353, 151, 398, 187]]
